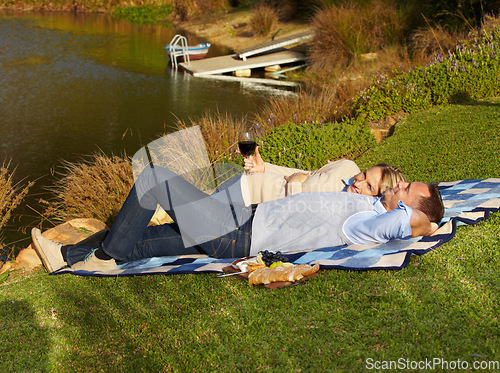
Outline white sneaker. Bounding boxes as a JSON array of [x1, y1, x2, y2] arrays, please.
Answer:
[[71, 249, 118, 272], [31, 228, 66, 273]]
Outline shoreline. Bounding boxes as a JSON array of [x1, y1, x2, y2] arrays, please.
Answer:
[[0, 6, 311, 53], [174, 9, 311, 53]]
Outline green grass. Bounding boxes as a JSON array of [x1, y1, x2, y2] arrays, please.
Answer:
[[1, 99, 499, 372]]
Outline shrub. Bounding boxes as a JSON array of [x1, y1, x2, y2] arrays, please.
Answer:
[[352, 14, 500, 121], [258, 119, 376, 170], [113, 3, 173, 25], [45, 153, 133, 226]]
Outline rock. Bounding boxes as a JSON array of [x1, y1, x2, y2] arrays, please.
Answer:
[[264, 65, 281, 72], [0, 248, 41, 273], [360, 52, 378, 62], [149, 205, 173, 226], [370, 128, 392, 143], [367, 111, 406, 143], [234, 69, 251, 77], [0, 218, 107, 274]]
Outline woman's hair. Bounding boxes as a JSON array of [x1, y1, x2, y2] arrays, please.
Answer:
[[376, 163, 406, 196]]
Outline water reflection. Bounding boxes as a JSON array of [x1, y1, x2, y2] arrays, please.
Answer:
[[0, 11, 295, 245]]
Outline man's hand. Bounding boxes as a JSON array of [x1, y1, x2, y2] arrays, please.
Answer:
[[243, 146, 265, 173], [284, 172, 310, 183]]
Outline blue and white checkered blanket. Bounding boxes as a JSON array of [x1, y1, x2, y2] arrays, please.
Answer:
[[54, 178, 500, 277]]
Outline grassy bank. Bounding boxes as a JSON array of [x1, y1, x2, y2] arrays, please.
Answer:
[[1, 99, 499, 371], [1, 2, 499, 371]]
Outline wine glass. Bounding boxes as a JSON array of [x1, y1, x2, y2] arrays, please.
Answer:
[[238, 131, 257, 157]]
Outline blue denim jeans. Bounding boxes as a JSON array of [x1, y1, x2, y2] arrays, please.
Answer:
[[66, 166, 253, 265]]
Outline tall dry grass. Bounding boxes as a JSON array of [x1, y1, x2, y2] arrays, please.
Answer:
[[309, 0, 407, 74], [0, 161, 32, 259], [175, 109, 248, 164], [255, 45, 413, 133], [44, 113, 246, 228], [253, 1, 420, 130], [45, 153, 134, 226], [410, 23, 468, 63], [172, 0, 230, 21], [249, 3, 279, 36], [254, 86, 343, 133]]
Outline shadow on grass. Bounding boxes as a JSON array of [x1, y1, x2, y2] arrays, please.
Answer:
[[456, 96, 500, 107], [49, 279, 166, 371], [45, 275, 209, 371], [0, 300, 50, 371]]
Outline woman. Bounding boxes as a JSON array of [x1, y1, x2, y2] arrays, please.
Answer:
[[237, 146, 405, 204]]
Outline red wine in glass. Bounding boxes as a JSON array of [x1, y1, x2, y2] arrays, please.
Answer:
[[239, 140, 256, 156], [238, 132, 256, 157]]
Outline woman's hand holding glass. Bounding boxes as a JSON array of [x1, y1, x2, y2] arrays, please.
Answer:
[[243, 146, 265, 173]]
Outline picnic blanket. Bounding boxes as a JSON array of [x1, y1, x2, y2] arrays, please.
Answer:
[[53, 178, 500, 277]]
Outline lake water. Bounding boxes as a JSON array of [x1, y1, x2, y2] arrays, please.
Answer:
[[0, 10, 295, 246]]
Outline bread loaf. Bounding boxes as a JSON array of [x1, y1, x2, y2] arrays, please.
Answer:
[[248, 263, 319, 285]]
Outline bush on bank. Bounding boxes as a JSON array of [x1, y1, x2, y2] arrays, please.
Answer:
[[258, 119, 375, 171], [252, 14, 500, 170], [351, 15, 500, 121], [113, 3, 173, 25]]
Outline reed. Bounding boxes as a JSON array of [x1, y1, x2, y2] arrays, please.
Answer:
[[45, 152, 133, 226], [309, 0, 406, 73], [410, 23, 467, 62], [176, 109, 248, 164], [0, 161, 32, 259]]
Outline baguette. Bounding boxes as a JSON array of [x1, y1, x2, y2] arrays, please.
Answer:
[[248, 263, 319, 285], [247, 263, 266, 273]]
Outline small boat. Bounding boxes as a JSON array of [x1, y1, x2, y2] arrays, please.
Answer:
[[165, 36, 211, 62]]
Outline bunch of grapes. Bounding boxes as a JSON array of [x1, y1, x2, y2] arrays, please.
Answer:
[[259, 250, 288, 267]]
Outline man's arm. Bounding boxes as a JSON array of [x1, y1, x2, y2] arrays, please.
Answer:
[[345, 202, 439, 245], [409, 209, 439, 237], [343, 207, 412, 244]]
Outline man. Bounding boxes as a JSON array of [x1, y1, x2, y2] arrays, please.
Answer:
[[248, 180, 443, 254], [31, 165, 444, 273]]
